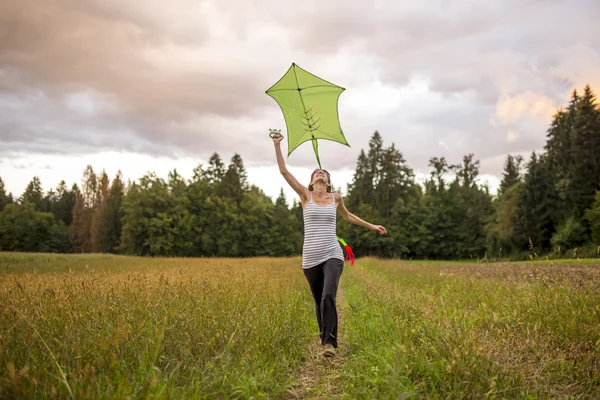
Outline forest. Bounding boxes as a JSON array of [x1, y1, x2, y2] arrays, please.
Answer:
[[1, 85, 599, 260]]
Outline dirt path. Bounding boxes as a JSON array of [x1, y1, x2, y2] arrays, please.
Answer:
[[287, 286, 349, 399]]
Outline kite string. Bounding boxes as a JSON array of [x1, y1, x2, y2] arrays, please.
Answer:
[[311, 139, 322, 169]]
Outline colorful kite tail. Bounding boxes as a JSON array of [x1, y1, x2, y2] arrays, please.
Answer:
[[336, 236, 355, 266]]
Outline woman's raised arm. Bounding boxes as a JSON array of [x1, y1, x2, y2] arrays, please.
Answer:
[[272, 132, 309, 203]]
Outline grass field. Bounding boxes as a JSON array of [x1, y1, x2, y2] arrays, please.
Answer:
[[1, 253, 599, 399]]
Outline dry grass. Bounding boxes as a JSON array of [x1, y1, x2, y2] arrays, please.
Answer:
[[0, 253, 315, 399], [2, 253, 599, 398]]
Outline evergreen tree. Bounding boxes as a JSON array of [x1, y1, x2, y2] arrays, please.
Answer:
[[368, 131, 383, 188], [221, 153, 248, 202], [71, 166, 97, 253], [584, 191, 600, 245], [51, 181, 76, 226], [376, 143, 415, 219], [0, 177, 12, 212], [82, 165, 98, 208], [71, 191, 91, 253], [569, 85, 600, 219], [203, 152, 226, 184], [452, 154, 493, 258], [486, 182, 527, 256], [544, 92, 578, 220], [499, 154, 523, 196], [346, 149, 373, 209], [100, 171, 124, 252], [90, 171, 110, 252], [186, 175, 212, 256], [42, 189, 58, 214], [519, 152, 556, 251], [271, 189, 302, 256], [291, 198, 304, 236], [167, 169, 195, 256], [21, 176, 44, 210]]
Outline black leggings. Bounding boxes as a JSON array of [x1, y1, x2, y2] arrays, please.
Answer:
[[303, 258, 344, 348]]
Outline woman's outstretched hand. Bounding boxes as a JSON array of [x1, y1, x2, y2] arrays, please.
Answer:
[[372, 225, 387, 235]]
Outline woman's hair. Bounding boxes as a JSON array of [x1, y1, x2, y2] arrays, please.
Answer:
[[308, 169, 332, 192]]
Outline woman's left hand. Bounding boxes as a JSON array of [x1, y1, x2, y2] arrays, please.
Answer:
[[372, 225, 387, 235]]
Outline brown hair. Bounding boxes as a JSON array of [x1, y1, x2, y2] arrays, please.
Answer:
[[308, 169, 332, 192]]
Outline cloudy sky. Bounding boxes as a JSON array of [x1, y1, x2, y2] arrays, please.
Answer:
[[1, 0, 599, 204]]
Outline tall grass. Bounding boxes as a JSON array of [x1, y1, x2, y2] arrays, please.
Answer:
[[2, 253, 599, 398], [0, 253, 315, 399], [338, 258, 600, 399]]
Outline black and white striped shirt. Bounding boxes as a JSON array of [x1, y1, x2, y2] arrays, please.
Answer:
[[302, 192, 344, 269]]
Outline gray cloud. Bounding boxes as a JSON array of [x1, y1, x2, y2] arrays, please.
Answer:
[[1, 0, 599, 183]]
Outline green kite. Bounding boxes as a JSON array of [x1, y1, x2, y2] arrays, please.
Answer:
[[266, 63, 350, 169]]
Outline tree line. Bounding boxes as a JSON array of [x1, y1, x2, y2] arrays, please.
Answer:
[[1, 85, 599, 260]]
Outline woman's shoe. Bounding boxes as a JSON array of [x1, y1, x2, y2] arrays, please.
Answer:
[[322, 344, 335, 358]]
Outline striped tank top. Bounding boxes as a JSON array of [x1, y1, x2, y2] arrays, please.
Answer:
[[302, 192, 344, 269]]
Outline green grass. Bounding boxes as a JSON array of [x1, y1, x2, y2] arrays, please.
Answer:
[[337, 258, 600, 399], [0, 254, 316, 399], [1, 253, 599, 398], [404, 257, 600, 265]]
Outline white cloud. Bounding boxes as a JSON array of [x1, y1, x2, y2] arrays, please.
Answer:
[[492, 91, 557, 126], [506, 130, 520, 142], [1, 0, 599, 199]]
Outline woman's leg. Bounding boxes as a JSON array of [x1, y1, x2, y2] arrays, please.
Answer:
[[303, 262, 325, 336], [321, 258, 344, 348]]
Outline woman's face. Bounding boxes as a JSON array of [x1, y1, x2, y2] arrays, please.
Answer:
[[310, 169, 331, 188]]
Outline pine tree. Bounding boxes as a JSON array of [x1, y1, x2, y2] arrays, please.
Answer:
[[569, 85, 600, 219], [499, 154, 523, 196], [0, 177, 12, 212], [291, 198, 304, 236], [544, 92, 578, 219], [203, 152, 226, 184], [221, 153, 248, 202], [271, 189, 302, 256], [100, 171, 124, 252], [520, 152, 556, 250], [368, 131, 383, 188], [584, 191, 600, 245], [90, 171, 110, 252], [71, 191, 90, 253], [21, 177, 44, 210], [453, 154, 492, 258], [346, 149, 373, 209], [51, 181, 76, 226], [376, 143, 415, 219], [71, 166, 97, 253], [42, 189, 57, 214]]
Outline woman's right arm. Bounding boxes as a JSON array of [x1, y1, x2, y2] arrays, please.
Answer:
[[272, 132, 309, 202]]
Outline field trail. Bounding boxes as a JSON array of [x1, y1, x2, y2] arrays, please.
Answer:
[[290, 285, 348, 399]]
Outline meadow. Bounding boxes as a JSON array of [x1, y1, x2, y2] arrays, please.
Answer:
[[1, 253, 599, 399]]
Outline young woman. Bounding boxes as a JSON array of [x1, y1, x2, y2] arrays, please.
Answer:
[[271, 131, 387, 358]]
